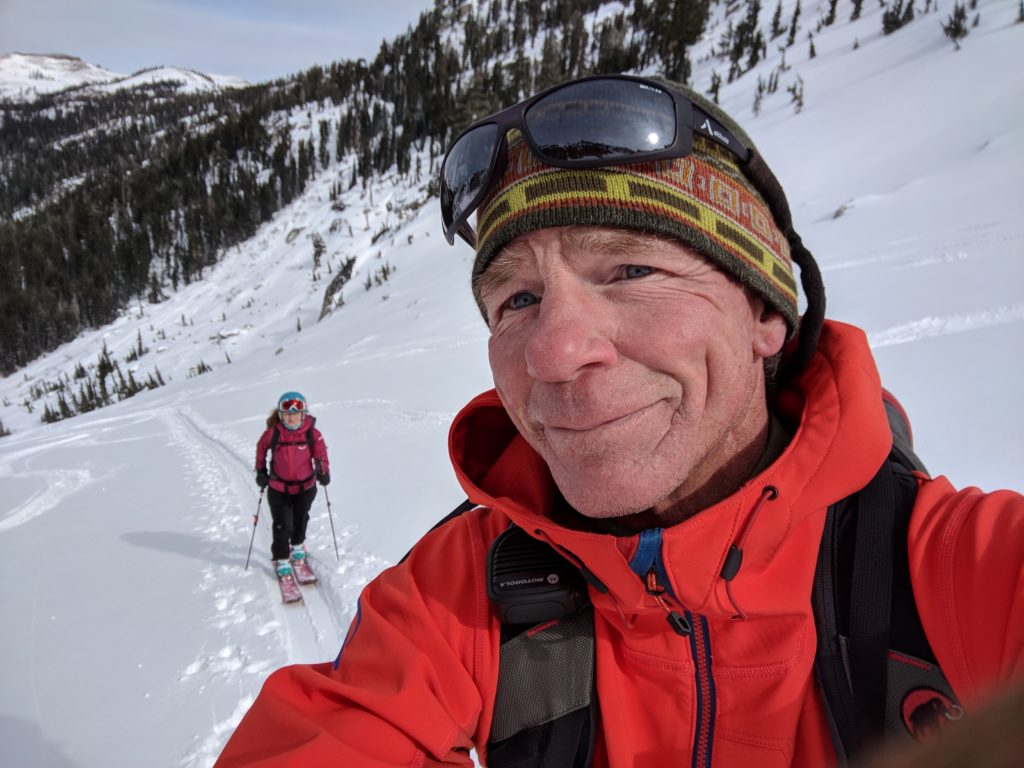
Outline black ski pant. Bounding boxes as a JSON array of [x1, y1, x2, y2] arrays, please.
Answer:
[[267, 485, 317, 561]]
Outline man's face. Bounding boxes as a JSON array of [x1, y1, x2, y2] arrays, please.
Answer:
[[478, 226, 787, 519]]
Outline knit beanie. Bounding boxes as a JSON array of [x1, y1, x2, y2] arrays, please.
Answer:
[[472, 80, 800, 337]]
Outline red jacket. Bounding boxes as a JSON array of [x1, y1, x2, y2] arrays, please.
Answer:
[[219, 321, 1023, 766], [255, 417, 329, 494]]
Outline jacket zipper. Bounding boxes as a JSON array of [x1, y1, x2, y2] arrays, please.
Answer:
[[688, 612, 715, 768], [636, 532, 716, 768]]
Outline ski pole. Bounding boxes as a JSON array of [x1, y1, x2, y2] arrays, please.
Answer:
[[323, 486, 340, 561], [245, 488, 265, 570]]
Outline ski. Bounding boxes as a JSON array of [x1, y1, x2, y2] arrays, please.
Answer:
[[291, 555, 318, 585], [277, 570, 303, 603]]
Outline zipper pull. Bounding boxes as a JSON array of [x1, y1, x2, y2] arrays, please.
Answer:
[[645, 570, 691, 637]]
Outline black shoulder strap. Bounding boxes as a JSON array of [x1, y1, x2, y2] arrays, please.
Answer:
[[399, 503, 596, 767], [485, 526, 595, 768], [813, 460, 899, 761], [813, 459, 961, 763], [849, 458, 898, 742], [306, 416, 317, 457], [487, 604, 596, 768]]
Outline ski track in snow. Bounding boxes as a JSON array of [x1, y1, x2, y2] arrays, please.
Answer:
[[166, 407, 337, 658], [0, 431, 109, 531], [0, 465, 94, 532], [820, 221, 1020, 273], [164, 407, 385, 766], [868, 303, 1024, 348]]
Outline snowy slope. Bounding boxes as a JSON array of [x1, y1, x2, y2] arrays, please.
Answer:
[[84, 65, 249, 95], [0, 52, 123, 101], [0, 52, 247, 102], [0, 3, 1022, 767]]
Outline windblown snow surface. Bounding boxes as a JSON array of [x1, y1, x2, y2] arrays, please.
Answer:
[[0, 4, 1021, 766]]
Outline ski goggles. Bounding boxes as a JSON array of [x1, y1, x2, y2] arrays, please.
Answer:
[[439, 74, 752, 248], [278, 399, 306, 413]]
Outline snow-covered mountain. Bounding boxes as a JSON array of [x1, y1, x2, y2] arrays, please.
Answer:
[[0, 51, 248, 102], [0, 2, 1022, 767]]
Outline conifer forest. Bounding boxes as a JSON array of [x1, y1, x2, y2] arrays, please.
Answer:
[[0, 0, 971, 375]]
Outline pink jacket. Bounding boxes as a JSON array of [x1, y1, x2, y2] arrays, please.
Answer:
[[255, 417, 328, 494]]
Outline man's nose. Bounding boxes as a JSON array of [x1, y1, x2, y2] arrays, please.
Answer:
[[524, 286, 617, 382]]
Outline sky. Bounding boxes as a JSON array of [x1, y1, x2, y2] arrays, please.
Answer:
[[0, 0, 439, 83], [0, 1, 1022, 766]]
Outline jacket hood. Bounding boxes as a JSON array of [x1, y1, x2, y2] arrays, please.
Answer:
[[449, 320, 892, 620]]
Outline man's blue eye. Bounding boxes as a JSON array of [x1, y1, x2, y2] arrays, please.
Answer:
[[507, 291, 539, 310], [624, 265, 653, 278]]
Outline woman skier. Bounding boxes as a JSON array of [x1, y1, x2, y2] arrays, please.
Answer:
[[254, 391, 330, 578]]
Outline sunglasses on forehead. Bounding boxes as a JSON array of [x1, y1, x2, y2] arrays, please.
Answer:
[[279, 399, 306, 413], [439, 74, 753, 249]]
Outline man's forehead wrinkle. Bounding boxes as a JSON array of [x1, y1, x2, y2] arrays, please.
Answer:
[[477, 227, 687, 298], [561, 228, 657, 256]]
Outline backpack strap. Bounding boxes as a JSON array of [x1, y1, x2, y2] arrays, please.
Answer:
[[485, 526, 595, 768], [813, 459, 962, 763], [848, 458, 898, 743], [881, 389, 928, 475], [487, 604, 596, 768]]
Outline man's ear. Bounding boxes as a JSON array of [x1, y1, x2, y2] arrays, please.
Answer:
[[752, 300, 787, 361]]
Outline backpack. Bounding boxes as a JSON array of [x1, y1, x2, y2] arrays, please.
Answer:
[[424, 392, 962, 766], [268, 415, 319, 488]]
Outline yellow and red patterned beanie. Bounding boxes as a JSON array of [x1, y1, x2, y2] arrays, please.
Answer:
[[472, 96, 800, 336]]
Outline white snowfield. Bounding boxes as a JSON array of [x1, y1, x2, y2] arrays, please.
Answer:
[[0, 52, 247, 103], [1, 4, 1022, 767]]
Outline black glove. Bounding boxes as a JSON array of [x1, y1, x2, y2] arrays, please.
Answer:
[[317, 472, 331, 487], [256, 470, 269, 488]]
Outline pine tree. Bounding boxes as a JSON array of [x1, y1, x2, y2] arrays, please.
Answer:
[[787, 76, 805, 113], [318, 119, 331, 170], [942, 2, 969, 48], [883, 0, 915, 34], [729, 0, 763, 80], [770, 0, 785, 38], [787, 1, 802, 47], [648, 0, 711, 83], [708, 71, 723, 104]]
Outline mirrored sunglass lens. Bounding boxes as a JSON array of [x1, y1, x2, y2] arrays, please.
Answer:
[[441, 123, 500, 229], [525, 80, 676, 161], [280, 400, 304, 412]]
